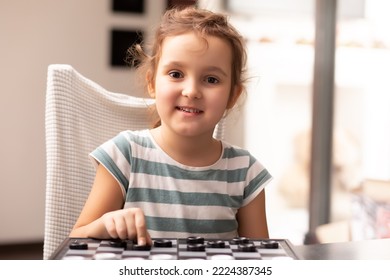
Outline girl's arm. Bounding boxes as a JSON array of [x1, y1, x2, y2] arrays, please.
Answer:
[[69, 164, 151, 245], [236, 190, 269, 238]]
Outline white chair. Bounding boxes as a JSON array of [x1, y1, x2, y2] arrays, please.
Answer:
[[43, 64, 227, 259]]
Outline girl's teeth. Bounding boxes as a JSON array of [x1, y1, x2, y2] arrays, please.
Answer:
[[178, 107, 201, 113]]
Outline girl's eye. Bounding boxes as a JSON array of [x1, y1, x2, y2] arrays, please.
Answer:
[[206, 76, 219, 84], [169, 71, 182, 79]]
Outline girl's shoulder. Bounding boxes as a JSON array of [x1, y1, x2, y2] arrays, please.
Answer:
[[119, 129, 149, 138], [221, 140, 253, 159], [116, 129, 155, 147]]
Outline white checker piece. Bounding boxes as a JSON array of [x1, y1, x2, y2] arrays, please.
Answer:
[[207, 248, 232, 254], [232, 252, 261, 259], [122, 250, 150, 258], [179, 251, 207, 258], [66, 249, 95, 256]]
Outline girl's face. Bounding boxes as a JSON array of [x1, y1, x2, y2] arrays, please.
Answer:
[[149, 32, 240, 138]]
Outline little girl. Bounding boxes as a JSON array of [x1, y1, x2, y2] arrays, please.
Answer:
[[70, 7, 272, 246]]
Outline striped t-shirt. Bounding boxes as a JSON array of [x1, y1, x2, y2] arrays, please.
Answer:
[[90, 130, 272, 239]]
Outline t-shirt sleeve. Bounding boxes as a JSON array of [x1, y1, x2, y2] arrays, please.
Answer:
[[89, 132, 132, 197], [242, 156, 272, 206]]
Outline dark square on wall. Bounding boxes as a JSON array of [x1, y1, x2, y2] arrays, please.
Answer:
[[110, 29, 143, 67], [112, 0, 144, 14]]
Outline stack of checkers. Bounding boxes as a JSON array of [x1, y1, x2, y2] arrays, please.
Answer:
[[55, 237, 297, 260]]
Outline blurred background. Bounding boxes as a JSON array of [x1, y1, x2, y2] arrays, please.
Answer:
[[1, 0, 389, 258]]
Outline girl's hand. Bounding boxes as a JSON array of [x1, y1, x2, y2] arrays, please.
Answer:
[[69, 165, 152, 246], [101, 208, 152, 246]]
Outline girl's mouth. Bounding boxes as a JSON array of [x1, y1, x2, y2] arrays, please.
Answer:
[[176, 106, 203, 114]]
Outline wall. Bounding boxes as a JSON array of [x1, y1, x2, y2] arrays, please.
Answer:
[[0, 0, 166, 243]]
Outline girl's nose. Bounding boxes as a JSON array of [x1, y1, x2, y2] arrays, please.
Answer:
[[182, 79, 202, 99]]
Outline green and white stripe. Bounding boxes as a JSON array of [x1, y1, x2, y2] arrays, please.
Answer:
[[90, 129, 271, 239]]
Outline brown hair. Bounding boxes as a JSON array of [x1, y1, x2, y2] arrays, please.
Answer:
[[128, 7, 247, 126]]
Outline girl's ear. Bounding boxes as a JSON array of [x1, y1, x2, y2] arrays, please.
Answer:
[[226, 84, 243, 109], [146, 71, 155, 98]]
